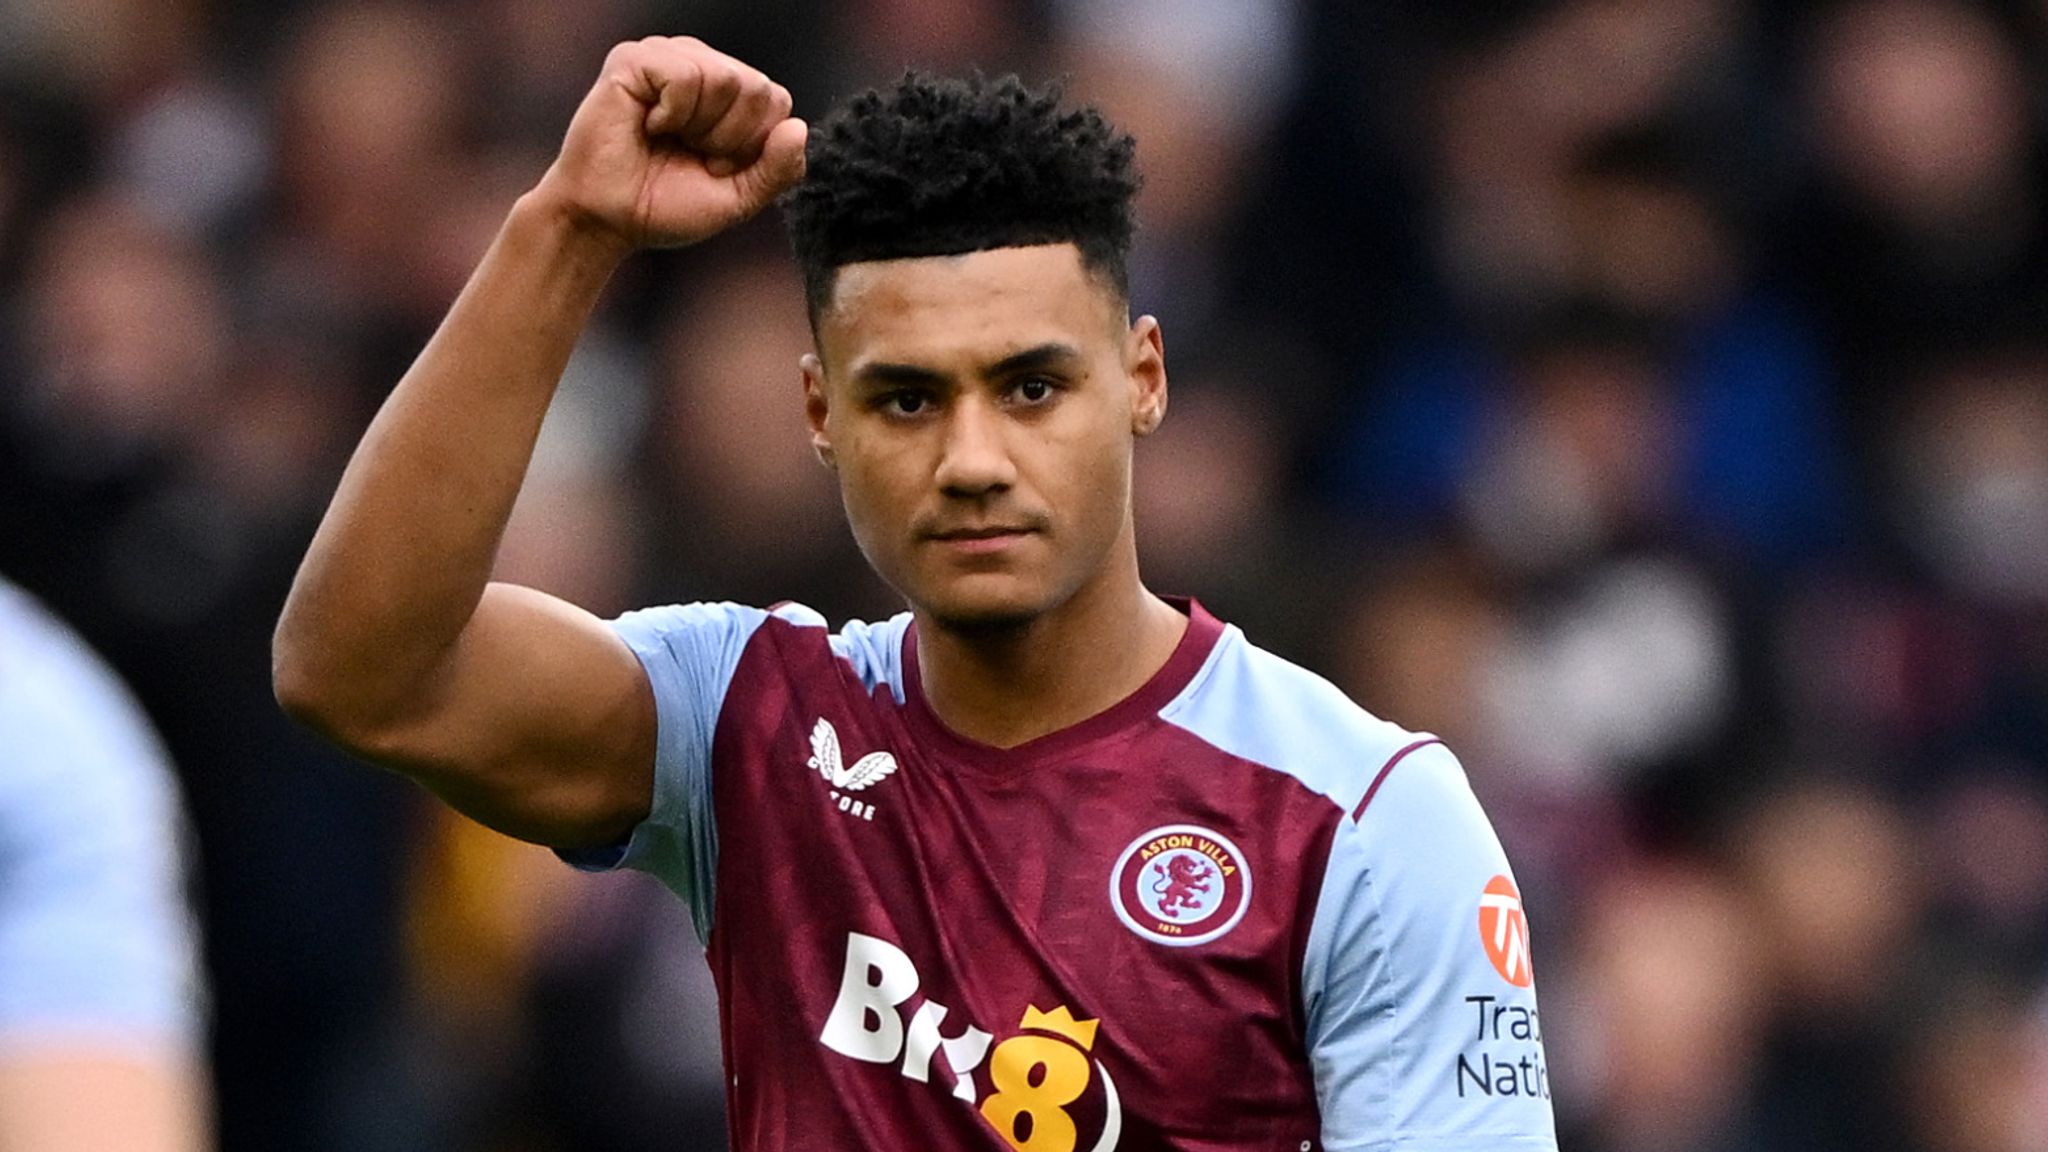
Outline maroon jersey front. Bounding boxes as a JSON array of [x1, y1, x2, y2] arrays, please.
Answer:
[[710, 602, 1327, 1151], [587, 598, 1560, 1151]]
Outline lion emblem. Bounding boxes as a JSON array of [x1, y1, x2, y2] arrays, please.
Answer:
[[1150, 854, 1214, 919]]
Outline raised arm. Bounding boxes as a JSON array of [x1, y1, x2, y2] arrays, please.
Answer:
[[272, 37, 805, 848]]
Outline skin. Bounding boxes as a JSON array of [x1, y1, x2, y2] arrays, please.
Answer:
[[0, 1049, 209, 1152], [806, 246, 1180, 746], [273, 35, 1180, 846]]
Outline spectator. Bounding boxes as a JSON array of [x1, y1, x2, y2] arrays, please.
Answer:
[[0, 576, 209, 1151]]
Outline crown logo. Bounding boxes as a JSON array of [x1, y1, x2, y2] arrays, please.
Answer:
[[1019, 1004, 1099, 1051]]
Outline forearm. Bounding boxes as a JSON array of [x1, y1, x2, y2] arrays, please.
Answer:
[[275, 192, 627, 735], [273, 37, 798, 840]]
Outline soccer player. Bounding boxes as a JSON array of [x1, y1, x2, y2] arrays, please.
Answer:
[[274, 36, 1557, 1150], [0, 577, 209, 1151]]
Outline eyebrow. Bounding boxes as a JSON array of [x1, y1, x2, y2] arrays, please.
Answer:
[[851, 342, 1086, 388], [987, 343, 1085, 377]]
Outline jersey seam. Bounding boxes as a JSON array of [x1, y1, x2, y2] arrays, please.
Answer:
[[1155, 627, 1363, 818], [817, 613, 913, 705], [1348, 737, 1444, 822], [1160, 620, 1231, 712], [1318, 1131, 1556, 1139], [1346, 816, 1403, 1138]]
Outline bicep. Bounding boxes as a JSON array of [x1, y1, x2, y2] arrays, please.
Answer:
[[373, 581, 656, 849], [1307, 744, 1559, 1150]]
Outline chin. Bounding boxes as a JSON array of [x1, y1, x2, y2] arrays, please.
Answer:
[[912, 575, 1059, 636]]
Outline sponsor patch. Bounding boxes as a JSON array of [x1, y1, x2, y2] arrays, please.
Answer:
[[1478, 874, 1533, 987]]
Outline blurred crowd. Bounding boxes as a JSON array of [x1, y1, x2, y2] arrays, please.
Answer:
[[2, 0, 2047, 1149]]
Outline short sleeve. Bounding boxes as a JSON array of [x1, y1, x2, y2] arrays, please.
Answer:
[[557, 601, 769, 945], [1303, 742, 1558, 1150], [0, 592, 203, 1052]]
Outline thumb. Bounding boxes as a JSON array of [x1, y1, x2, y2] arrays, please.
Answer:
[[735, 117, 808, 209]]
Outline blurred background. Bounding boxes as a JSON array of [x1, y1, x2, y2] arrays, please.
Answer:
[[2, 0, 2047, 1148]]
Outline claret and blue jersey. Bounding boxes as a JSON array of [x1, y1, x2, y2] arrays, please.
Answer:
[[567, 598, 1558, 1151]]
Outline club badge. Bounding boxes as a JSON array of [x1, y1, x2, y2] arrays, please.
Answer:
[[1109, 824, 1251, 947]]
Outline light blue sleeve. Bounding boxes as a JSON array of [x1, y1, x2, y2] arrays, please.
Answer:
[[0, 585, 203, 1050], [1304, 742, 1558, 1150], [556, 601, 770, 945]]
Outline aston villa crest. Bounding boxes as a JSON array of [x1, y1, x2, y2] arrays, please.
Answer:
[[1108, 824, 1252, 947]]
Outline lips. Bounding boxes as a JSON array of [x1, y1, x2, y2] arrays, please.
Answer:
[[922, 523, 1041, 557], [927, 525, 1034, 541]]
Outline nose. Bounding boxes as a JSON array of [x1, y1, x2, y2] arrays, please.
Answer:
[[933, 394, 1016, 498]]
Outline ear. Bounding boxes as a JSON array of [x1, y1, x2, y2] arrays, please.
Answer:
[[1126, 315, 1168, 437], [801, 352, 836, 470]]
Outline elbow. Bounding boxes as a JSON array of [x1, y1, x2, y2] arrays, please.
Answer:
[[270, 643, 325, 730], [271, 625, 339, 734], [272, 651, 406, 764], [272, 616, 441, 777], [271, 600, 322, 715], [270, 615, 379, 749], [271, 600, 455, 772]]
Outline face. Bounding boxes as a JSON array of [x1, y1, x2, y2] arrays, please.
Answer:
[[802, 243, 1166, 631]]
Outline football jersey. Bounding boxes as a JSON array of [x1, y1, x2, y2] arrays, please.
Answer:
[[568, 598, 1557, 1151]]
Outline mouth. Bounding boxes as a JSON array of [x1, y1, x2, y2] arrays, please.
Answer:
[[924, 524, 1040, 555], [929, 525, 1033, 540]]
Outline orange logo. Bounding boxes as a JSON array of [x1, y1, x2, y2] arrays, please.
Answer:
[[1478, 875, 1533, 987]]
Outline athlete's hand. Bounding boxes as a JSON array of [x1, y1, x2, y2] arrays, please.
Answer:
[[532, 37, 806, 253]]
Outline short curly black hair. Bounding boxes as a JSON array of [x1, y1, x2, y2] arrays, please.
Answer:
[[780, 71, 1140, 323]]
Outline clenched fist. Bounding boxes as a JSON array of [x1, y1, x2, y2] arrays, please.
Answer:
[[532, 37, 806, 252]]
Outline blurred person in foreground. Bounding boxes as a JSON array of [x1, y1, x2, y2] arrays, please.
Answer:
[[0, 576, 208, 1150], [273, 35, 1556, 1150]]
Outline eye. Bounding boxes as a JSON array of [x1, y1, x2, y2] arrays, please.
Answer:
[[885, 391, 929, 416], [1013, 376, 1057, 404]]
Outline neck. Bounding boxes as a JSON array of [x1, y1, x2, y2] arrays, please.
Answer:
[[913, 551, 1188, 750]]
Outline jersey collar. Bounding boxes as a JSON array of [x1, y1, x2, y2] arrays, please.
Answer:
[[899, 596, 1226, 773]]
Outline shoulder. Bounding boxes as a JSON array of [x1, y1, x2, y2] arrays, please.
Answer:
[[610, 599, 913, 703], [824, 611, 913, 704], [1159, 622, 1448, 816]]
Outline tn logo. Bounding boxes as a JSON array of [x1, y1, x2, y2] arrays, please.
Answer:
[[1478, 875, 1533, 988]]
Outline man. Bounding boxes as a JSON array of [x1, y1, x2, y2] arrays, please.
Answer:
[[0, 577, 210, 1151], [274, 36, 1557, 1150]]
